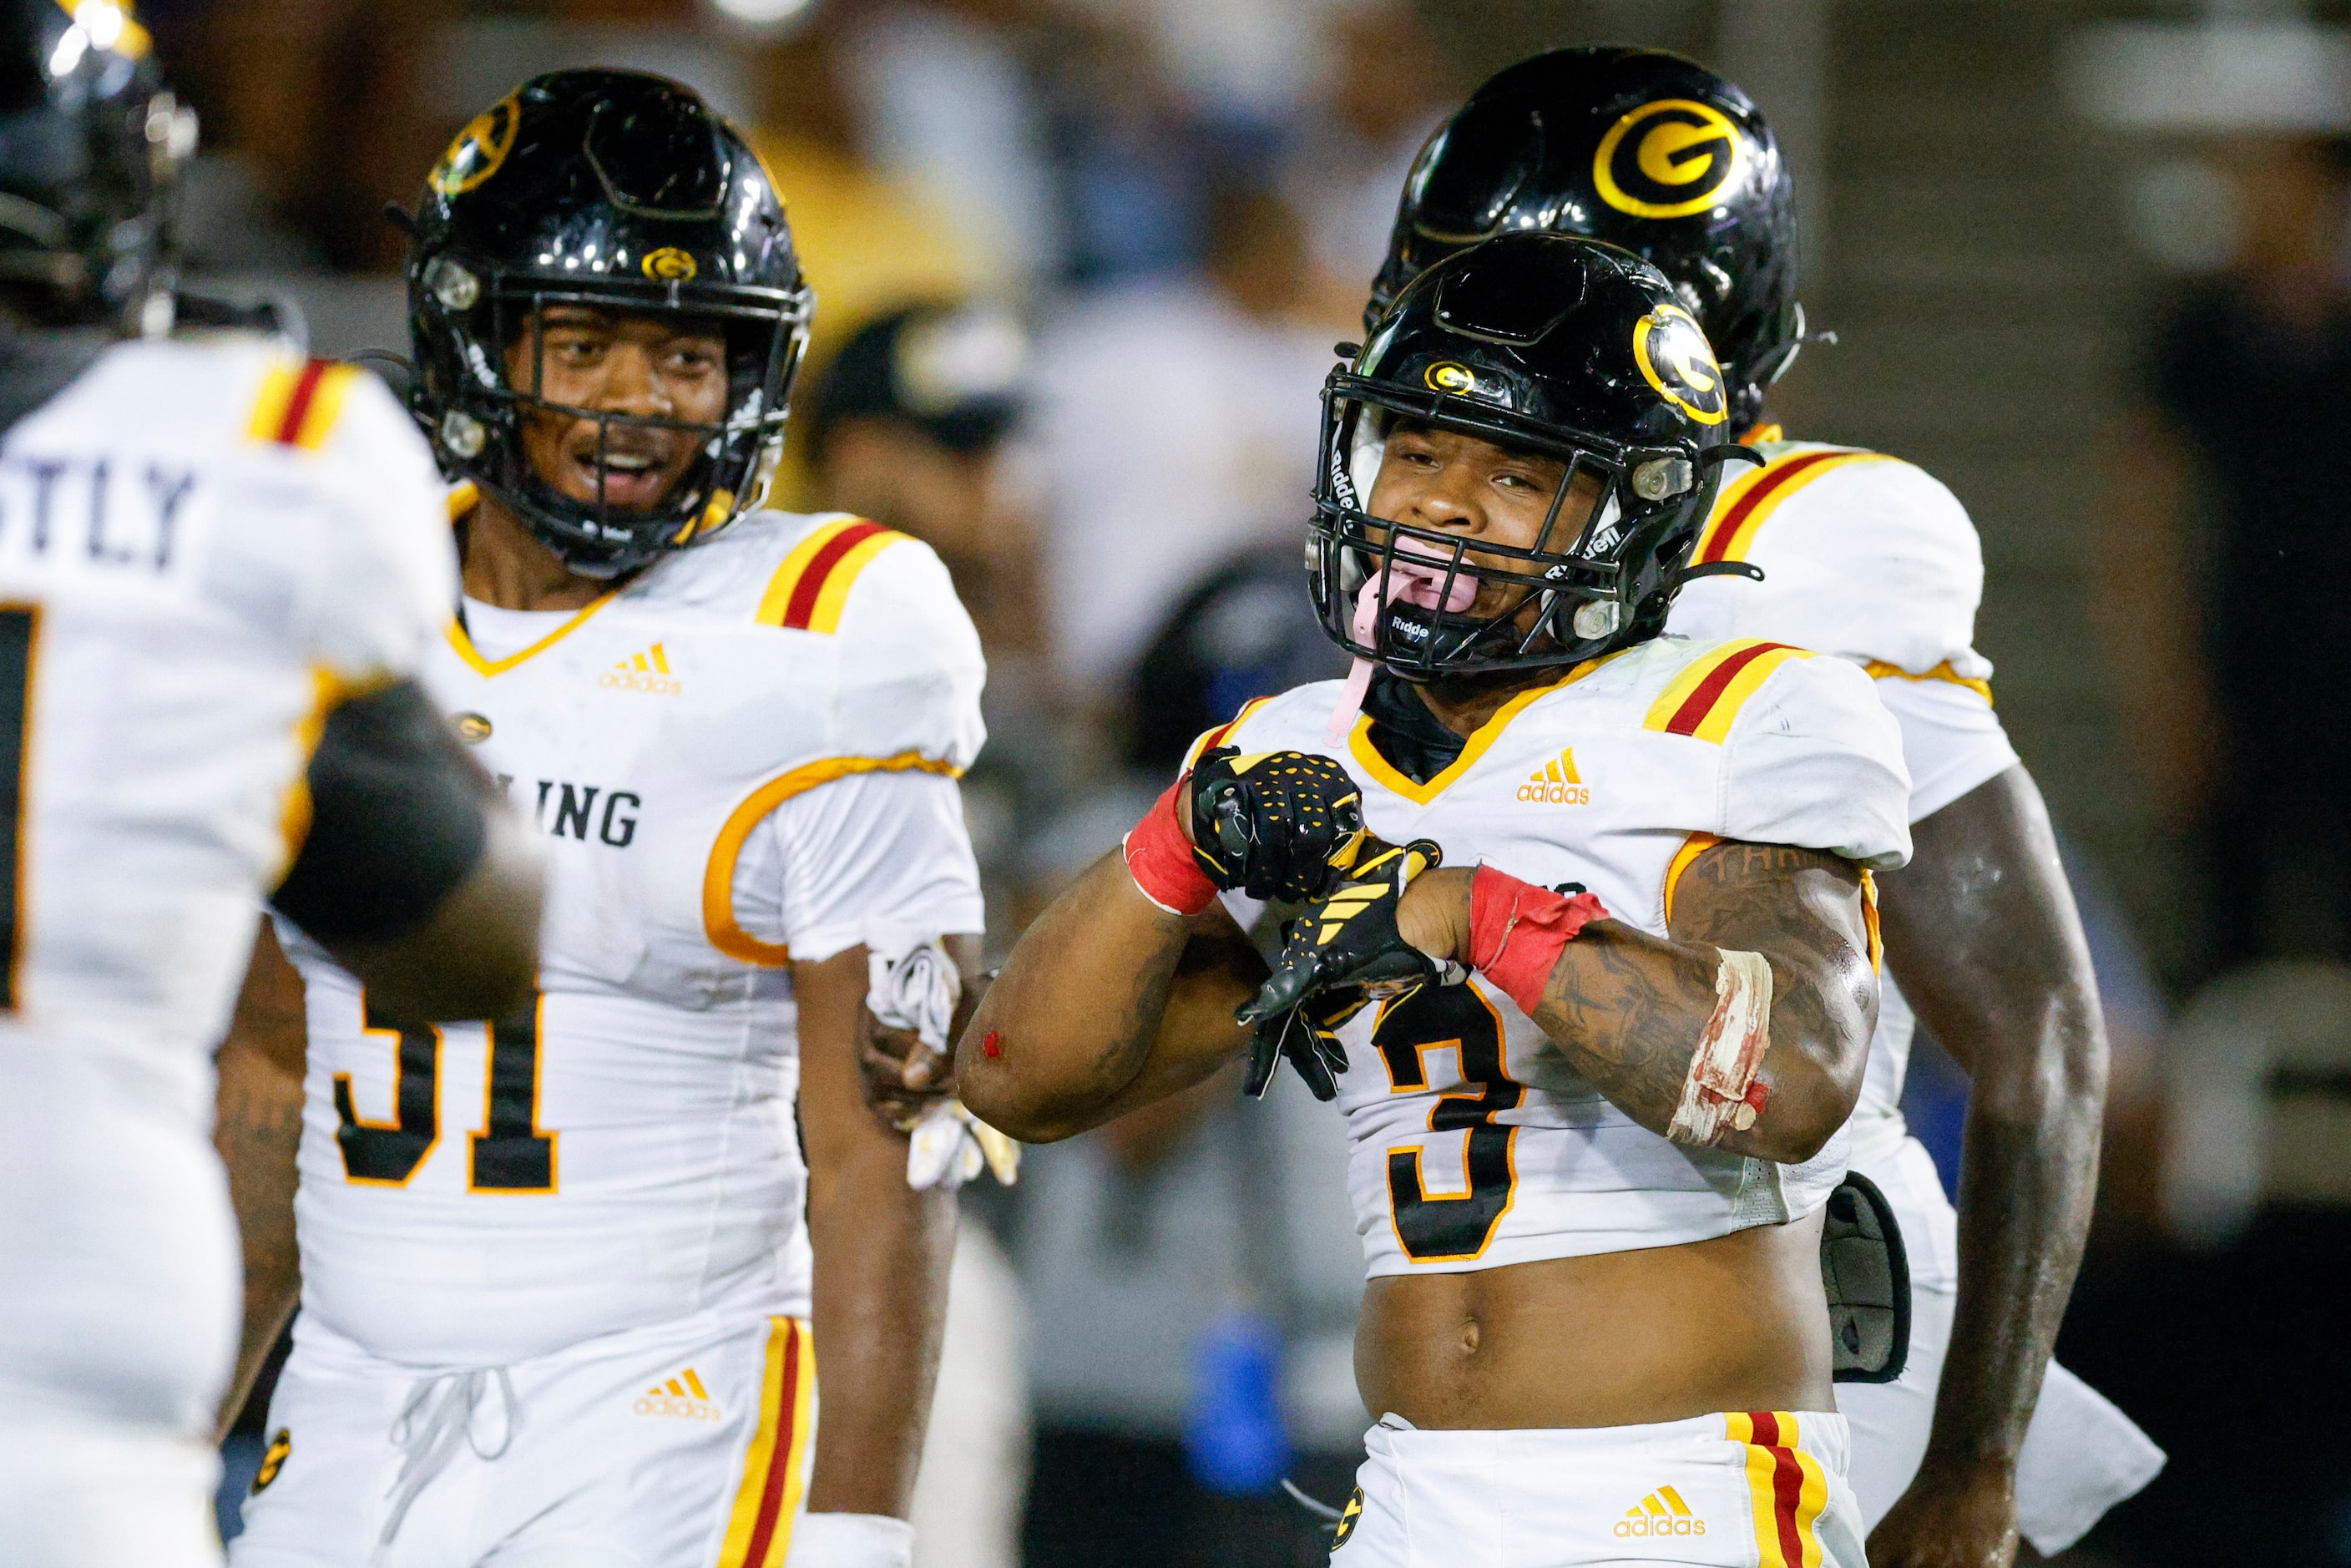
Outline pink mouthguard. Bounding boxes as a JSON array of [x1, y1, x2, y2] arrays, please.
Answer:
[[1327, 546, 1479, 741]]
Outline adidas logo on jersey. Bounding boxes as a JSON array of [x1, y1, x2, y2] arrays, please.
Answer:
[[1515, 748, 1590, 805], [633, 1367, 721, 1422], [601, 642, 680, 695], [1614, 1485, 1704, 1538]]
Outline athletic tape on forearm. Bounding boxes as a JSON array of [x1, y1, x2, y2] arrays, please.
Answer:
[[1123, 778, 1219, 917], [1466, 864, 1610, 1016], [1666, 948, 1775, 1146]]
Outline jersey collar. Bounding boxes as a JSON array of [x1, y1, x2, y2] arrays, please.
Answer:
[[1346, 653, 1622, 806]]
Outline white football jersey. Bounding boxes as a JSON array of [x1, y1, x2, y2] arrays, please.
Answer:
[[0, 339, 453, 1085], [1211, 636, 1909, 1278], [0, 337, 454, 1434], [283, 507, 987, 1367], [1668, 438, 2020, 1166]]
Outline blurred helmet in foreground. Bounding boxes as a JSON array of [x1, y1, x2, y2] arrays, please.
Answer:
[[1368, 47, 1801, 432], [406, 68, 811, 578], [1312, 231, 1740, 680], [0, 0, 195, 331]]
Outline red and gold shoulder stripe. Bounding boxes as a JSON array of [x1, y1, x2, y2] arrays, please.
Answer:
[[246, 358, 361, 453], [754, 517, 908, 635], [1645, 640, 1813, 743], [1692, 446, 1893, 566]]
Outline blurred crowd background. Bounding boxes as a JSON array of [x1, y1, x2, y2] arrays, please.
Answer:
[[146, 0, 2351, 1562]]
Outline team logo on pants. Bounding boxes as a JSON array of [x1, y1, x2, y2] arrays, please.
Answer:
[[1616, 1485, 1706, 1537], [1332, 1485, 1363, 1547], [251, 1429, 291, 1495]]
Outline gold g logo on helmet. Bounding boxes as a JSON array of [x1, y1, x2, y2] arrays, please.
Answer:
[[1593, 99, 1747, 220], [1633, 305, 1727, 426], [641, 247, 700, 281], [1423, 361, 1477, 395], [431, 94, 521, 198]]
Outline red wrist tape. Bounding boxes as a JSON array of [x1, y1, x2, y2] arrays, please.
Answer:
[[1468, 864, 1610, 1015], [1125, 779, 1219, 917]]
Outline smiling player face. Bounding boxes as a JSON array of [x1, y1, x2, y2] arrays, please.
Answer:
[[506, 305, 730, 511]]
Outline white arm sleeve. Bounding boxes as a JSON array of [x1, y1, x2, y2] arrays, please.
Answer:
[[1873, 671, 2020, 822], [727, 768, 985, 964]]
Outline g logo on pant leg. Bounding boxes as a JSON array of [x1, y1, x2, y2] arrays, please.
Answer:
[[1332, 1485, 1364, 1547]]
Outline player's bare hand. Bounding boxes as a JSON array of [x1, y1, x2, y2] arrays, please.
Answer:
[[1865, 1460, 2021, 1568], [857, 1009, 956, 1130]]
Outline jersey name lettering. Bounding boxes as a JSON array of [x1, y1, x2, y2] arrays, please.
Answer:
[[0, 453, 201, 578], [492, 775, 642, 846]]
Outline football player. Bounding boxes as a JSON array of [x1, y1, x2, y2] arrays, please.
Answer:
[[1362, 48, 2161, 1565], [961, 231, 1910, 1565], [0, 5, 543, 1565], [216, 73, 985, 1568]]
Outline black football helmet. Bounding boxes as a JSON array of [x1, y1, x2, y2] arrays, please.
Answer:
[[0, 0, 195, 330], [1368, 48, 1800, 432], [1312, 231, 1747, 679], [407, 70, 811, 578]]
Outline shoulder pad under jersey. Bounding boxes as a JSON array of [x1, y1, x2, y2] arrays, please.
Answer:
[[1671, 443, 1987, 680]]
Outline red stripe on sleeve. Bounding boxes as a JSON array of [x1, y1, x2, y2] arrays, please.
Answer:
[[273, 360, 331, 447], [780, 521, 886, 630], [740, 1328, 801, 1568], [1663, 642, 1789, 736], [1696, 452, 1841, 563]]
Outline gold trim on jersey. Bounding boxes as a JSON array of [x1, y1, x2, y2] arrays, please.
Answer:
[[276, 666, 335, 873], [245, 359, 360, 453], [1346, 655, 1622, 807], [1863, 658, 1994, 707], [1860, 867, 1883, 974], [718, 1317, 817, 1568], [1643, 640, 1814, 744], [1181, 697, 1273, 771], [701, 751, 966, 966], [1691, 446, 1893, 566], [1661, 832, 1721, 929], [753, 517, 909, 635], [443, 592, 620, 678]]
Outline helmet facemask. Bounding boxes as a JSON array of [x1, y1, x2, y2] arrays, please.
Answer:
[[420, 261, 810, 579], [1308, 370, 1718, 681]]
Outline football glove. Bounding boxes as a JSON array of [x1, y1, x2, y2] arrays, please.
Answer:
[[1236, 839, 1456, 1097], [1241, 981, 1368, 1101], [1186, 746, 1373, 904]]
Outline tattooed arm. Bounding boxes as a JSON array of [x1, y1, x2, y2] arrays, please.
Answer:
[[957, 848, 1267, 1142], [213, 918, 310, 1437], [1398, 840, 1878, 1164]]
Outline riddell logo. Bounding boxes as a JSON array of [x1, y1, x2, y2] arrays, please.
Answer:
[[1516, 748, 1589, 805], [1615, 1485, 1705, 1537], [634, 1368, 721, 1422], [602, 642, 680, 695]]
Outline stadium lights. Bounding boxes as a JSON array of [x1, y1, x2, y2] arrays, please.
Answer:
[[704, 0, 813, 27]]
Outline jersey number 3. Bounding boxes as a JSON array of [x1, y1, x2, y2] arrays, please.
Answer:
[[333, 994, 558, 1191], [1377, 983, 1523, 1262]]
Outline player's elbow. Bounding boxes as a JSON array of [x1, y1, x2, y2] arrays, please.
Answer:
[[954, 1060, 1088, 1145], [333, 817, 544, 1023]]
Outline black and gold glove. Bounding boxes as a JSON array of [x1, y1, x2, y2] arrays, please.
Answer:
[[1242, 982, 1368, 1102], [1186, 746, 1374, 904], [1236, 839, 1455, 1098]]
